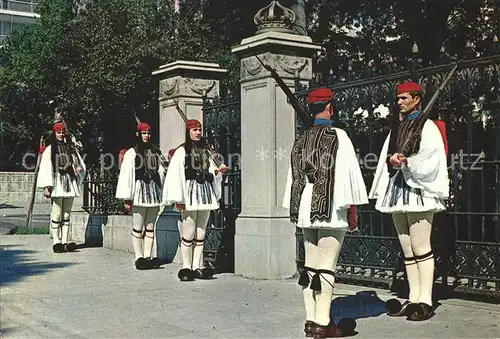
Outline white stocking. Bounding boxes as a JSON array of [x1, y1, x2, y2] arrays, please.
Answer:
[[408, 212, 435, 306], [51, 198, 63, 244], [302, 228, 318, 323], [61, 198, 74, 244], [51, 222, 62, 245], [151, 213, 160, 258], [192, 211, 210, 270], [314, 229, 345, 326], [132, 207, 146, 260], [143, 207, 159, 259], [393, 213, 420, 303], [180, 210, 197, 269]]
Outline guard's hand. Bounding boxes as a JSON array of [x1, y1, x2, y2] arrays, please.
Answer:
[[390, 153, 402, 167], [397, 154, 407, 166], [176, 203, 185, 212], [347, 205, 358, 232], [124, 200, 132, 212], [218, 164, 229, 174], [75, 166, 83, 173], [44, 187, 52, 199]]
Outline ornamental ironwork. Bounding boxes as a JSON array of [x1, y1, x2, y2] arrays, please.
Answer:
[[294, 44, 500, 299], [201, 90, 241, 272]]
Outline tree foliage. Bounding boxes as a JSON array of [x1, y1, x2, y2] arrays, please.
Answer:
[[0, 0, 498, 170]]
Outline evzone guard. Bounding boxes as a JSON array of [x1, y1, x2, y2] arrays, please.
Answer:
[[283, 88, 369, 338], [116, 122, 168, 270], [369, 81, 449, 321], [36, 121, 86, 253], [162, 119, 228, 282]]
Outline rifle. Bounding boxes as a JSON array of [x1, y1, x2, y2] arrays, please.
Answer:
[[25, 133, 45, 228], [249, 48, 313, 128], [399, 61, 461, 156], [132, 107, 169, 170], [133, 111, 141, 125], [171, 99, 223, 168]]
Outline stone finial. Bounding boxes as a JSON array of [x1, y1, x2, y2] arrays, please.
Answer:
[[254, 1, 296, 34]]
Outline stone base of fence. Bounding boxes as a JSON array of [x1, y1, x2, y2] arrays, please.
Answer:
[[70, 206, 183, 265]]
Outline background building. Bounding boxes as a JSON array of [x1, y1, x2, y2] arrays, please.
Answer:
[[0, 0, 39, 45]]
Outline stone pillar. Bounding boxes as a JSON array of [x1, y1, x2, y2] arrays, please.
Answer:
[[231, 31, 321, 279], [152, 60, 228, 155], [151, 60, 227, 262]]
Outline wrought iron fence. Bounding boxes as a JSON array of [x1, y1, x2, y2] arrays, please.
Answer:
[[201, 92, 241, 272], [82, 165, 126, 215], [294, 45, 500, 299], [81, 93, 242, 271]]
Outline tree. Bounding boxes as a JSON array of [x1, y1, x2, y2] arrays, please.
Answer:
[[0, 0, 75, 170], [57, 0, 176, 155], [1, 0, 497, 170], [0, 0, 176, 169], [302, 0, 499, 82]]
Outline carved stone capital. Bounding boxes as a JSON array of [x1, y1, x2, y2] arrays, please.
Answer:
[[154, 60, 226, 100], [159, 76, 220, 100], [240, 53, 312, 81], [184, 78, 217, 97], [275, 55, 309, 75], [160, 78, 179, 98]]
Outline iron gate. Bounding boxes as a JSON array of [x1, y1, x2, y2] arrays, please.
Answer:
[[294, 49, 500, 299], [201, 93, 241, 273]]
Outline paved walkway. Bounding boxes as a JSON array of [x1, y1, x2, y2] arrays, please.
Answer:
[[1, 235, 499, 338], [0, 203, 51, 234], [0, 203, 51, 218]]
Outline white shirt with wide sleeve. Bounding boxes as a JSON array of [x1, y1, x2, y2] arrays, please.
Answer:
[[115, 148, 166, 207], [282, 128, 368, 229], [162, 146, 223, 211], [368, 119, 449, 213], [36, 145, 87, 198]]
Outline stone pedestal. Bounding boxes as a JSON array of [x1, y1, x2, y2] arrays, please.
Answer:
[[231, 32, 321, 279], [152, 60, 228, 155], [152, 60, 227, 262]]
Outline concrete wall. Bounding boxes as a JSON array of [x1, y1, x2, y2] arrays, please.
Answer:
[[70, 207, 182, 264], [0, 172, 50, 206]]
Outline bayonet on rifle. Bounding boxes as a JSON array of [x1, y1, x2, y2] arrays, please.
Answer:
[[249, 48, 313, 128], [171, 98, 223, 168], [131, 107, 143, 127], [172, 99, 188, 123], [399, 60, 462, 156]]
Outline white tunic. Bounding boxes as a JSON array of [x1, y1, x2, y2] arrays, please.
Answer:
[[368, 120, 449, 213], [162, 146, 223, 211], [115, 148, 166, 207], [36, 145, 86, 198], [282, 128, 369, 229]]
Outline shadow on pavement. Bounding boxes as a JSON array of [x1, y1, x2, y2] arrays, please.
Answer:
[[0, 243, 75, 287], [330, 290, 388, 323], [0, 326, 14, 337]]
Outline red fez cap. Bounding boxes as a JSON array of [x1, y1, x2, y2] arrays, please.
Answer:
[[53, 122, 65, 132], [396, 81, 423, 95], [136, 122, 151, 132], [186, 119, 201, 130], [307, 88, 334, 104]]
